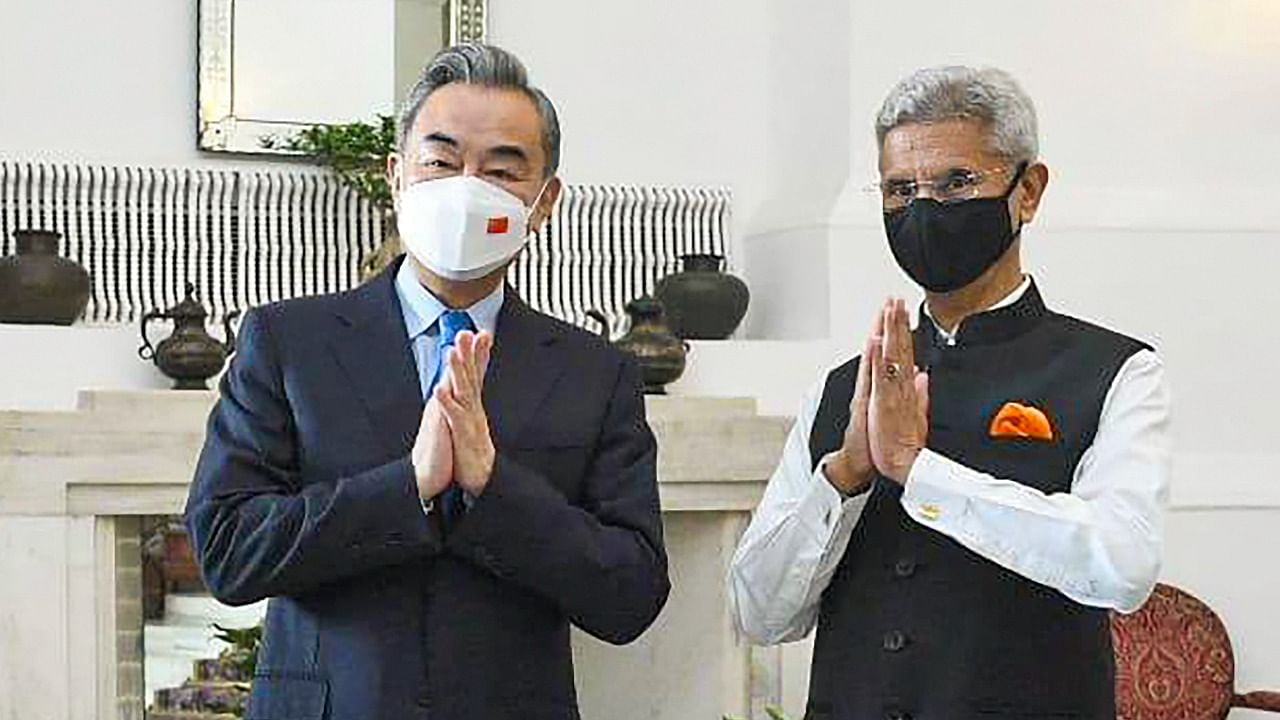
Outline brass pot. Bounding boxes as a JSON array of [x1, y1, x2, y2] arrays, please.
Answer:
[[589, 296, 688, 394], [139, 283, 239, 390]]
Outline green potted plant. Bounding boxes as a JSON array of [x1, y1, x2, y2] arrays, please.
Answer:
[[263, 116, 401, 282], [210, 622, 263, 681], [148, 623, 260, 719]]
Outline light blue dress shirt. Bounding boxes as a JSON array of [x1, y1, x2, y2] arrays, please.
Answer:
[[394, 260, 504, 399], [395, 261, 504, 514]]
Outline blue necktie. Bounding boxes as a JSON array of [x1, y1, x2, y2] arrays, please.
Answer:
[[429, 310, 476, 397], [429, 310, 475, 531]]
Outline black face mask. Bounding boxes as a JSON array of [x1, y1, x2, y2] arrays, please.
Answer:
[[883, 164, 1027, 293]]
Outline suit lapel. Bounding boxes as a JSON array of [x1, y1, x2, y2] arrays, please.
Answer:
[[484, 289, 567, 447], [328, 260, 425, 458]]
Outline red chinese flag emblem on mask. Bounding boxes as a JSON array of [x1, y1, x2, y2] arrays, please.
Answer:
[[486, 216, 510, 235]]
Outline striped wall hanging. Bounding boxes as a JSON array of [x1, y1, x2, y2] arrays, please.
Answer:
[[0, 160, 732, 333]]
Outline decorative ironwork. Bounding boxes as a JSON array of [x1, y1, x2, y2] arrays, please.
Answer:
[[450, 0, 487, 44]]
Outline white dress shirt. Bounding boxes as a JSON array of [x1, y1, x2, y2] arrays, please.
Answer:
[[728, 281, 1172, 645]]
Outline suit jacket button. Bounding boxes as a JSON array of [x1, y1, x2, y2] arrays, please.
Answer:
[[894, 559, 917, 578], [883, 630, 908, 652]]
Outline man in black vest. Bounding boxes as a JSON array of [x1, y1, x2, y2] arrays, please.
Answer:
[[729, 66, 1171, 720]]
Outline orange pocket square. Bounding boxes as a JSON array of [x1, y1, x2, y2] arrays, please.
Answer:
[[989, 402, 1055, 441]]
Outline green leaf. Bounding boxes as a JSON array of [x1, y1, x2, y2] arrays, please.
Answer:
[[273, 115, 396, 210]]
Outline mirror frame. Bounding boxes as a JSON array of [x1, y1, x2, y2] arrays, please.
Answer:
[[197, 0, 487, 154]]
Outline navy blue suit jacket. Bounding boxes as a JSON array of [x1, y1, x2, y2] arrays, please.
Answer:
[[185, 259, 670, 720]]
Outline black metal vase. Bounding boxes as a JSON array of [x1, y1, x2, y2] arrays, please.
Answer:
[[588, 297, 688, 394], [654, 253, 749, 340], [139, 283, 239, 390], [0, 229, 91, 325]]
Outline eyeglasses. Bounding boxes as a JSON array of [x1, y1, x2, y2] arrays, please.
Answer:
[[864, 166, 1019, 210]]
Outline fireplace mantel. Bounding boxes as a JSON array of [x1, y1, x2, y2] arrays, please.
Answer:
[[0, 389, 788, 720]]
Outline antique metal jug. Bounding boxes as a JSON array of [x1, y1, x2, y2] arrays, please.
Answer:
[[139, 283, 239, 390], [588, 296, 688, 394]]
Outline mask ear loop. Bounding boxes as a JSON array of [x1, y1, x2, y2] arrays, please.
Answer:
[[1001, 161, 1030, 195], [1002, 161, 1031, 239], [390, 157, 409, 215], [524, 177, 554, 236]]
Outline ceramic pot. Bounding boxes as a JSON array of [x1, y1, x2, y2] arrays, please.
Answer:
[[654, 253, 749, 340], [0, 229, 91, 325]]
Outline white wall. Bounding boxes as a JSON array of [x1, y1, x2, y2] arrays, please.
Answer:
[[3, 0, 1279, 716], [489, 0, 850, 339], [0, 0, 427, 167], [0, 326, 171, 411], [0, 0, 231, 167]]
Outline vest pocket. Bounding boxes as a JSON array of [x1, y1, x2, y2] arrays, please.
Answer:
[[974, 435, 1072, 494]]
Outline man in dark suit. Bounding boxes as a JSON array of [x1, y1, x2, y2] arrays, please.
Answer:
[[185, 44, 670, 720]]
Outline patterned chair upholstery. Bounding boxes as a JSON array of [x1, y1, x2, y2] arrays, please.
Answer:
[[1112, 583, 1280, 719]]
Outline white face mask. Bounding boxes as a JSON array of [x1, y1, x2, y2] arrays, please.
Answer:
[[396, 175, 548, 281]]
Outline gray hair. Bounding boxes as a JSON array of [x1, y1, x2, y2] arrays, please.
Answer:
[[397, 43, 562, 177], [875, 66, 1038, 164]]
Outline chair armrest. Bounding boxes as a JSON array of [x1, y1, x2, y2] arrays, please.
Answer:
[[1235, 691, 1280, 712]]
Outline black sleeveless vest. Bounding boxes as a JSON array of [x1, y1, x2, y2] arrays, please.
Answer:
[[805, 282, 1150, 720]]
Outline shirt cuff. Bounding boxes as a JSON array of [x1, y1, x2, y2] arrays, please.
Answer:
[[810, 453, 869, 531], [900, 448, 977, 530], [899, 448, 1114, 605]]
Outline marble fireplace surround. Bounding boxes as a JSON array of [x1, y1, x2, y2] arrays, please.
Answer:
[[0, 390, 788, 720]]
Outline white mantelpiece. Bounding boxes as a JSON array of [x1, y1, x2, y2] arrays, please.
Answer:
[[0, 390, 788, 720]]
